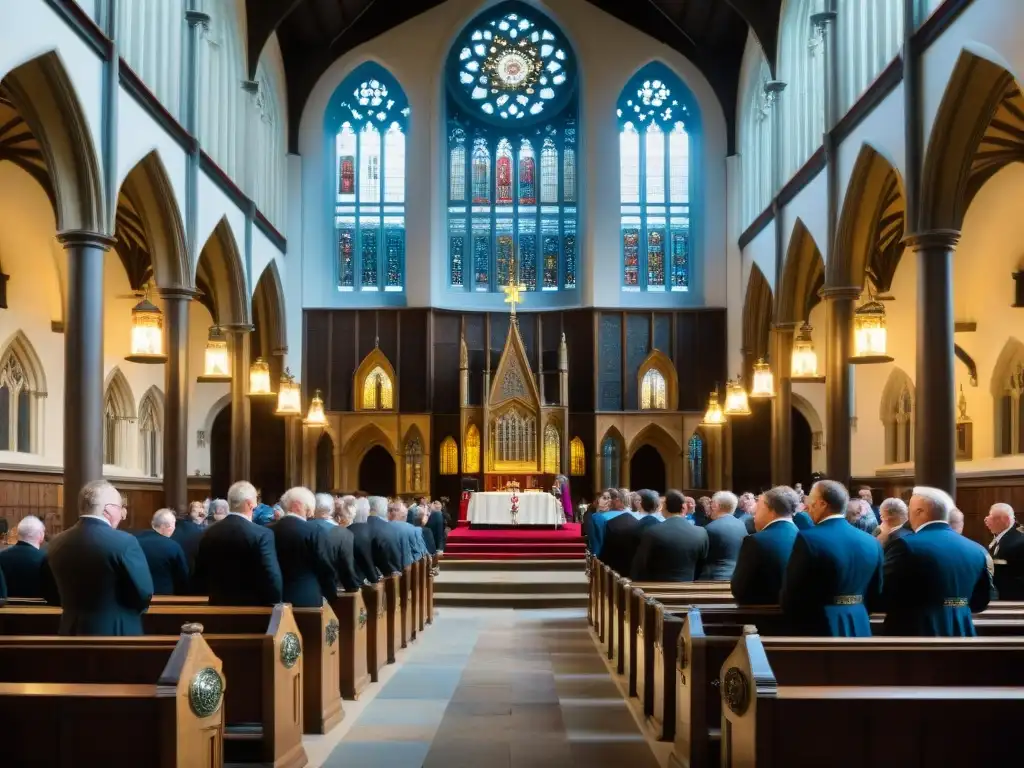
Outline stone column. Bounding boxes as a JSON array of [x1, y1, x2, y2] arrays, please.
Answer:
[[907, 231, 960, 494], [226, 325, 252, 482], [161, 289, 193, 514], [771, 324, 796, 485], [823, 286, 859, 486], [59, 231, 115, 525]]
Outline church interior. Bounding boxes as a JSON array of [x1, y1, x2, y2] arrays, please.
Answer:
[[3, 0, 1024, 765]]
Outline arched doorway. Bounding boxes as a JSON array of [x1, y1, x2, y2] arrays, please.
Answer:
[[630, 444, 666, 493], [792, 407, 812, 493], [359, 445, 396, 496], [316, 432, 335, 493], [207, 400, 286, 503], [731, 398, 772, 494]]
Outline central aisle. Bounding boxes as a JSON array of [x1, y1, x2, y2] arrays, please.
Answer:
[[322, 608, 662, 768]]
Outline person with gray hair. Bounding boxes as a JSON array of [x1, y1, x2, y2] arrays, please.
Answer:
[[364, 496, 404, 576], [780, 479, 883, 637], [347, 496, 383, 584], [40, 480, 154, 635], [210, 498, 229, 523], [135, 509, 190, 596], [306, 494, 361, 592], [387, 498, 427, 568], [271, 486, 341, 605], [193, 480, 283, 606], [731, 486, 800, 605], [879, 486, 993, 636], [700, 491, 748, 580], [352, 496, 370, 525], [985, 502, 1024, 599], [874, 497, 911, 547], [949, 507, 965, 535], [0, 515, 47, 598]]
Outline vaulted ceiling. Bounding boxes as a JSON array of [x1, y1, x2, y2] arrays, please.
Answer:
[[246, 0, 782, 154]]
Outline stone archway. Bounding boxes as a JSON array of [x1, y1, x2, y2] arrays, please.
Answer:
[[359, 445, 396, 496], [315, 431, 335, 493], [629, 444, 666, 494]]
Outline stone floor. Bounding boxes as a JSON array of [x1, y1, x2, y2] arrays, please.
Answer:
[[319, 608, 663, 768]]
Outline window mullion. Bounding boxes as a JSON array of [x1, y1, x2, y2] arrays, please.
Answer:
[[639, 130, 647, 290]]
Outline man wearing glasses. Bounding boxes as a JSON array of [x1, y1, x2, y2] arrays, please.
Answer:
[[41, 480, 154, 636]]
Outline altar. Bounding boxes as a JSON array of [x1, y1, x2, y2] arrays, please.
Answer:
[[467, 491, 565, 527]]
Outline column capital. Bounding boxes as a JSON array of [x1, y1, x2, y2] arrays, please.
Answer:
[[811, 10, 837, 30], [222, 323, 255, 335], [271, 346, 289, 356], [158, 286, 200, 301], [771, 321, 799, 332], [764, 80, 787, 101], [185, 10, 211, 28], [57, 230, 116, 250], [242, 80, 260, 95], [820, 285, 862, 300], [903, 230, 961, 251]]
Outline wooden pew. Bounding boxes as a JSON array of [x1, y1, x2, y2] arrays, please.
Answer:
[[328, 589, 371, 700], [0, 604, 309, 768], [0, 625, 225, 767], [384, 573, 402, 664], [362, 581, 389, 681], [720, 631, 1024, 766]]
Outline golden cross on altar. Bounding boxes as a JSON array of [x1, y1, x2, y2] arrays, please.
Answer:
[[503, 256, 526, 316]]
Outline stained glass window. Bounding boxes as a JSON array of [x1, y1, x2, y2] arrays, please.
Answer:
[[0, 338, 40, 454], [640, 368, 668, 410], [362, 366, 394, 410], [447, 2, 578, 292], [440, 436, 459, 475], [329, 62, 409, 291], [688, 432, 705, 489], [464, 423, 481, 473], [617, 63, 698, 291], [569, 436, 585, 476], [543, 423, 560, 473], [138, 389, 163, 478], [601, 435, 620, 489], [405, 436, 423, 492]]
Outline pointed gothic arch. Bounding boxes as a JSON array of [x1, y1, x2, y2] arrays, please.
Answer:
[[777, 219, 825, 325], [569, 436, 585, 476], [0, 330, 47, 454], [636, 349, 678, 410], [599, 426, 625, 490], [195, 217, 250, 326], [463, 422, 481, 474], [439, 436, 459, 475], [103, 367, 136, 469], [252, 259, 287, 379], [687, 429, 708, 489], [403, 425, 426, 494], [543, 420, 561, 474], [991, 337, 1024, 456], [354, 347, 397, 411], [742, 263, 773, 383], [879, 367, 915, 465], [138, 385, 164, 477]]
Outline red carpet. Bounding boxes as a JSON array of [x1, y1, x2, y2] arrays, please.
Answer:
[[443, 523, 586, 560]]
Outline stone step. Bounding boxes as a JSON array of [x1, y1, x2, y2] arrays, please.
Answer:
[[433, 577, 587, 595], [442, 551, 584, 560], [438, 558, 585, 572], [434, 592, 589, 609]]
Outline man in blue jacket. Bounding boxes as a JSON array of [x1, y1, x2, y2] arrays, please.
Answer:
[[0, 515, 47, 598], [588, 488, 628, 558], [41, 481, 154, 635], [135, 509, 190, 595], [881, 486, 993, 637], [731, 486, 800, 605], [781, 479, 884, 636]]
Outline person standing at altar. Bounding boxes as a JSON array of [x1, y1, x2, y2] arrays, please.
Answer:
[[588, 488, 628, 558], [554, 475, 574, 523]]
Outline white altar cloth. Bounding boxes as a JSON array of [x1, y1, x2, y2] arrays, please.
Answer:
[[467, 491, 564, 526]]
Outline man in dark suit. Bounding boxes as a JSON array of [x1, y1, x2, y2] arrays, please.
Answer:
[[874, 497, 912, 548], [735, 492, 757, 534], [41, 481, 154, 635], [366, 496, 404, 575], [631, 490, 709, 581], [406, 496, 428, 525], [310, 493, 361, 592], [781, 480, 884, 637], [272, 488, 339, 606], [414, 507, 438, 556], [387, 499, 428, 567], [731, 486, 800, 605], [427, 501, 447, 554], [347, 497, 380, 584], [172, 500, 207, 566], [135, 509, 190, 595], [0, 515, 47, 598], [699, 491, 748, 580], [985, 502, 1024, 599], [601, 497, 641, 576], [193, 481, 283, 606], [881, 486, 993, 637]]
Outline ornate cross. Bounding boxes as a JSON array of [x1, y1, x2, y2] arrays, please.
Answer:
[[503, 255, 526, 316]]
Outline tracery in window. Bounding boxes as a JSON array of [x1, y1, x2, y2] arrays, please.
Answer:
[[362, 366, 394, 410], [738, 31, 774, 229], [440, 436, 459, 475], [405, 434, 423, 492], [688, 432, 706, 489], [569, 436, 585, 476], [617, 63, 697, 291], [779, 0, 826, 180], [640, 368, 668, 410], [880, 368, 914, 464], [993, 341, 1024, 457], [329, 62, 409, 291], [447, 1, 578, 292], [103, 368, 136, 469], [138, 387, 164, 478], [490, 407, 537, 467], [543, 422, 560, 474], [464, 423, 481, 473], [601, 433, 622, 489], [0, 332, 45, 454]]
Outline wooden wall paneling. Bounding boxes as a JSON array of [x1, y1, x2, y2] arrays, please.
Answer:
[[330, 313, 356, 411], [430, 312, 460, 415], [563, 309, 593, 412], [625, 313, 651, 410], [654, 313, 672, 356], [431, 413, 462, 505], [378, 311, 399, 368], [569, 412, 595, 503], [489, 313, 509, 370], [597, 313, 622, 412], [357, 310, 378, 361], [303, 311, 331, 401]]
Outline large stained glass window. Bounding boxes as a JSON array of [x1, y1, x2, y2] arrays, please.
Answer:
[[569, 436, 585, 476], [464, 423, 481, 473], [440, 436, 459, 475], [447, 2, 578, 293], [617, 63, 698, 292], [329, 63, 409, 292], [543, 422, 560, 474]]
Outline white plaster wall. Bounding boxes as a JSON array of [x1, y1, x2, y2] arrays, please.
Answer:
[[195, 171, 248, 286], [298, 0, 728, 312], [741, 220, 776, 292], [186, 300, 228, 475], [834, 85, 906, 211], [284, 154, 304, 377], [779, 170, 829, 263], [72, 0, 100, 22], [116, 87, 188, 219], [725, 155, 743, 379]]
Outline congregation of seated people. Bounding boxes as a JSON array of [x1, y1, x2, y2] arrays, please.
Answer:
[[0, 480, 446, 636], [585, 478, 1024, 638]]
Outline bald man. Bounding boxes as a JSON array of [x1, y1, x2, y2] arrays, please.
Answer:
[[986, 503, 1024, 599]]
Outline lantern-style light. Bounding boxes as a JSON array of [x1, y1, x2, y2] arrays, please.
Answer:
[[749, 358, 776, 398], [851, 297, 894, 364], [304, 389, 327, 426], [125, 293, 166, 364], [723, 378, 751, 416], [791, 322, 819, 379], [275, 368, 302, 416], [198, 326, 231, 382], [248, 357, 274, 397], [700, 390, 726, 427]]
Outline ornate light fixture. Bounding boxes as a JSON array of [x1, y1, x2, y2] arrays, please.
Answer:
[[275, 368, 302, 416], [749, 358, 776, 398], [723, 378, 751, 416], [198, 326, 230, 382], [700, 390, 726, 427], [247, 357, 274, 397], [304, 389, 327, 427], [791, 322, 819, 378], [851, 296, 894, 364], [125, 292, 166, 364]]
